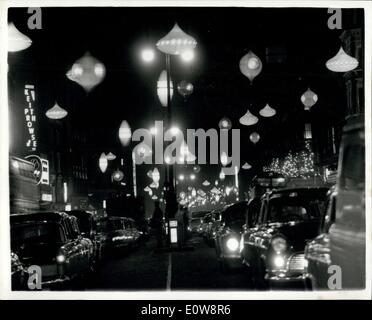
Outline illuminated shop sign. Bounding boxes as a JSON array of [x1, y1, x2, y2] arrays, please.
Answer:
[[25, 155, 49, 185], [24, 84, 37, 152]]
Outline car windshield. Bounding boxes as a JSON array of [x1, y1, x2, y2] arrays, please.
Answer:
[[224, 203, 247, 226], [267, 196, 325, 223], [11, 223, 63, 246]]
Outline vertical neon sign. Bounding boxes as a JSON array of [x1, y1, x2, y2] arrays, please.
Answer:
[[24, 84, 37, 152]]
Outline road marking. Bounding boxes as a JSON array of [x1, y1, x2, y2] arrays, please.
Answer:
[[166, 253, 172, 291]]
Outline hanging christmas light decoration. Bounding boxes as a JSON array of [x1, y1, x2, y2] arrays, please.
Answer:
[[219, 117, 232, 130], [156, 23, 197, 55], [99, 153, 108, 173], [326, 46, 358, 72], [239, 109, 259, 126], [239, 51, 263, 83], [242, 162, 252, 170], [8, 22, 32, 52], [220, 152, 230, 166], [193, 165, 201, 173], [106, 152, 116, 161], [118, 120, 132, 146], [219, 170, 226, 180], [259, 103, 276, 117], [157, 70, 174, 107], [177, 80, 194, 98], [112, 169, 124, 182], [67, 52, 106, 92], [301, 88, 318, 111], [202, 180, 210, 186], [45, 102, 68, 120], [250, 132, 260, 144], [151, 167, 160, 184]]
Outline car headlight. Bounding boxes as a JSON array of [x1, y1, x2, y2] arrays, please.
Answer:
[[226, 238, 239, 251], [271, 236, 287, 253], [273, 255, 286, 268], [56, 254, 66, 264]]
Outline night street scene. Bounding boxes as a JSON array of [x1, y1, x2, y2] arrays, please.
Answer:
[[6, 5, 367, 293]]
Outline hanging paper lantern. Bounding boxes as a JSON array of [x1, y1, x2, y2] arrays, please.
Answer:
[[326, 46, 358, 72], [118, 120, 132, 146], [99, 153, 108, 173], [250, 132, 260, 144], [259, 103, 276, 117], [157, 70, 174, 107], [156, 23, 197, 55], [202, 180, 210, 186], [112, 170, 124, 182], [177, 80, 194, 98], [106, 152, 116, 161], [219, 117, 232, 130], [152, 167, 160, 184], [242, 162, 252, 170], [239, 51, 263, 83], [8, 22, 32, 52], [301, 88, 318, 111], [45, 102, 68, 120], [66, 52, 106, 92], [239, 109, 259, 126]]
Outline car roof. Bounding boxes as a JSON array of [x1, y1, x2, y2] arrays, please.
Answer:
[[266, 187, 329, 199], [11, 211, 70, 224], [67, 210, 94, 218]]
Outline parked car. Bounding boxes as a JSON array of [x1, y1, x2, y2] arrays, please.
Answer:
[[188, 211, 209, 235], [215, 201, 248, 272], [328, 115, 365, 289], [11, 212, 95, 289], [241, 187, 328, 288], [67, 210, 103, 265], [11, 251, 27, 290], [304, 187, 336, 289]]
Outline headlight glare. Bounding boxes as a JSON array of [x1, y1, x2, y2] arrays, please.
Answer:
[[226, 238, 239, 251]]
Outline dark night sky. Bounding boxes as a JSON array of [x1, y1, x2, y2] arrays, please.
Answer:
[[8, 6, 364, 206]]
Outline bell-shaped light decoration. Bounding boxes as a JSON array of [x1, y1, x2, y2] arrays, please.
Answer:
[[144, 186, 152, 193], [67, 52, 106, 92], [219, 117, 232, 130], [45, 102, 68, 120], [250, 132, 260, 144], [211, 187, 220, 194], [326, 46, 358, 72], [152, 195, 158, 200], [152, 167, 160, 184], [118, 120, 132, 146], [157, 70, 173, 107], [177, 81, 194, 98], [259, 103, 276, 117], [112, 170, 124, 182], [106, 152, 116, 161], [239, 109, 259, 126], [156, 23, 197, 55], [301, 88, 318, 111], [239, 51, 263, 83], [8, 22, 32, 52], [99, 153, 108, 173], [242, 162, 252, 170], [202, 180, 210, 186]]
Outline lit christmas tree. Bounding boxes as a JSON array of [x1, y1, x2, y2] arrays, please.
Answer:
[[264, 141, 317, 179]]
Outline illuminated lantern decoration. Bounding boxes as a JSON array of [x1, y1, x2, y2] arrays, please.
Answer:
[[150, 182, 159, 189], [156, 23, 197, 56], [177, 80, 194, 98], [242, 162, 252, 170], [152, 167, 160, 184], [219, 170, 226, 180], [202, 180, 210, 186], [180, 192, 186, 199], [157, 70, 174, 107], [118, 120, 132, 146], [220, 152, 230, 166], [99, 153, 108, 173], [152, 195, 158, 200], [326, 46, 358, 72], [8, 22, 32, 52], [239, 51, 263, 83], [219, 117, 232, 130], [301, 88, 318, 111], [66, 52, 106, 92], [193, 165, 201, 173], [45, 102, 68, 120], [239, 109, 258, 126], [259, 103, 276, 117], [191, 188, 197, 197], [106, 152, 116, 161], [112, 169, 124, 182], [250, 132, 260, 144], [144, 186, 151, 192]]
